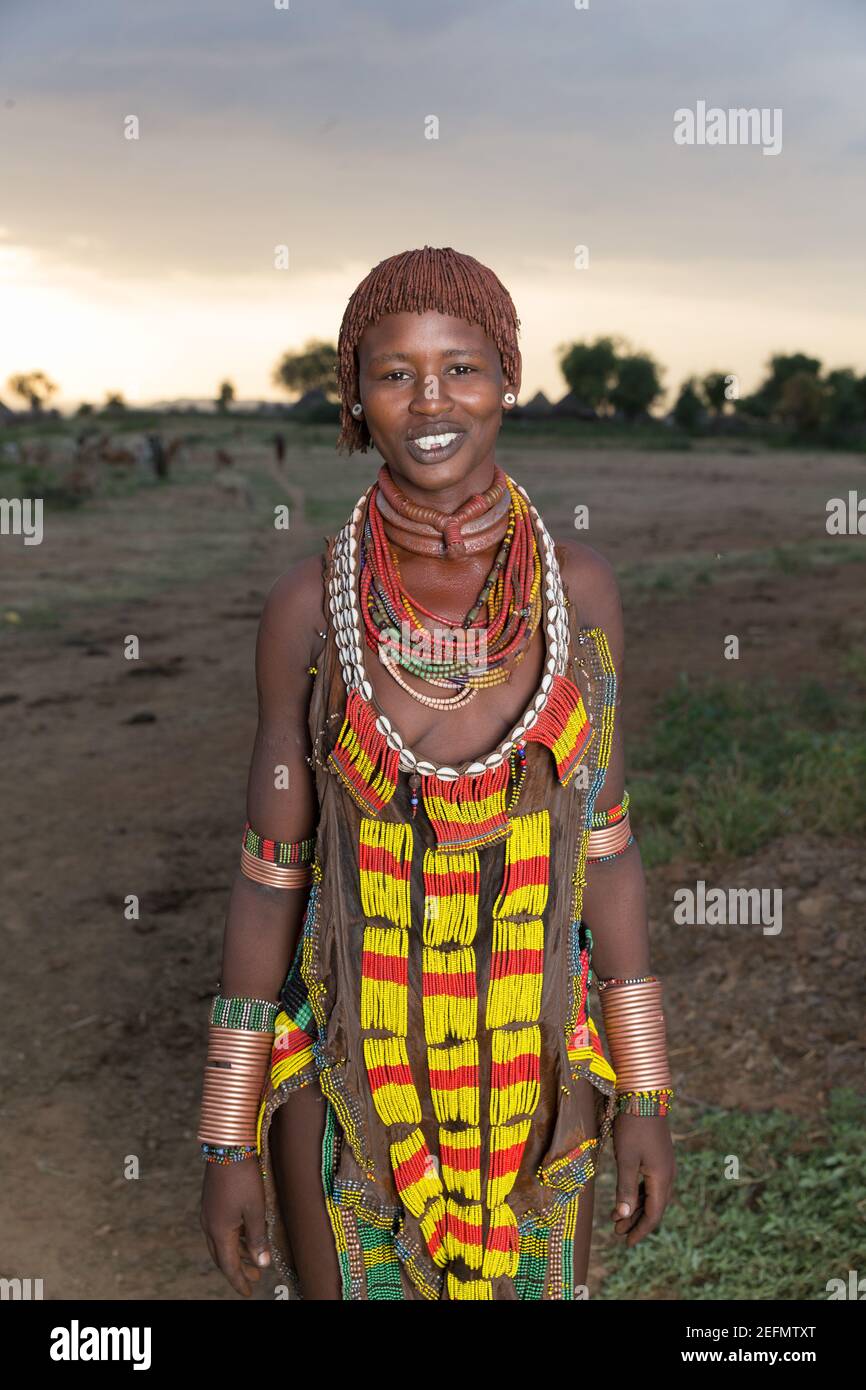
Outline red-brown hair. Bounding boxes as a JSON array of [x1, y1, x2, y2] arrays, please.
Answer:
[[335, 245, 521, 455]]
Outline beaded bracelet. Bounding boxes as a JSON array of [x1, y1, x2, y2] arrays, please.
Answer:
[[210, 994, 280, 1032], [201, 1142, 258, 1165], [615, 1088, 675, 1118]]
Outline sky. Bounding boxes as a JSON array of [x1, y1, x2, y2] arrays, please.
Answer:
[[1, 0, 864, 410]]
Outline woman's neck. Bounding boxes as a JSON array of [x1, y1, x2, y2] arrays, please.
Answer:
[[380, 459, 498, 516], [376, 461, 507, 558]]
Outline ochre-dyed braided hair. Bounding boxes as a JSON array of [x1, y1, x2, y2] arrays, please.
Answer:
[[335, 245, 521, 456]]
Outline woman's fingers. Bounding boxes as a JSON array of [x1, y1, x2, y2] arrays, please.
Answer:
[[611, 1152, 641, 1230], [214, 1229, 255, 1297], [624, 1169, 667, 1247], [242, 1196, 272, 1271]]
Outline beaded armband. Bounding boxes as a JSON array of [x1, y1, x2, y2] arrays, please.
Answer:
[[615, 1088, 675, 1118], [240, 821, 316, 888], [591, 790, 630, 828], [586, 790, 634, 863], [210, 994, 280, 1032]]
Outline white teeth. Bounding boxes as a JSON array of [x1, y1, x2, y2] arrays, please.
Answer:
[[411, 432, 459, 450]]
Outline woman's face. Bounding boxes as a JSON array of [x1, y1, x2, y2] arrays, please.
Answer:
[[356, 308, 520, 489]]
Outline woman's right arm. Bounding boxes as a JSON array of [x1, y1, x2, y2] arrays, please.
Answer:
[[199, 555, 326, 1297]]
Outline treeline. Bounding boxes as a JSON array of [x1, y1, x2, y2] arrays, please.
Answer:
[[558, 338, 866, 439], [6, 337, 866, 446]]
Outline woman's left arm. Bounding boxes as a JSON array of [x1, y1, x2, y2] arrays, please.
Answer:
[[561, 541, 677, 1248]]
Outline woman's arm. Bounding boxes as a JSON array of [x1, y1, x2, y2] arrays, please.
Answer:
[[199, 554, 326, 1298], [561, 540, 676, 1248], [218, 556, 326, 999], [564, 542, 650, 978]]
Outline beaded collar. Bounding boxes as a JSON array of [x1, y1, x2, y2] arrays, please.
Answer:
[[328, 479, 573, 782]]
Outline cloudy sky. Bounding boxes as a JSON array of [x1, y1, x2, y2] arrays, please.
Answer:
[[1, 0, 864, 409]]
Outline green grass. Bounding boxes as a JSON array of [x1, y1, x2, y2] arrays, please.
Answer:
[[617, 537, 866, 601], [631, 667, 866, 866], [597, 1088, 866, 1300]]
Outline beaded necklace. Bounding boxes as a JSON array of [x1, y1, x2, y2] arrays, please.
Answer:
[[360, 475, 542, 699]]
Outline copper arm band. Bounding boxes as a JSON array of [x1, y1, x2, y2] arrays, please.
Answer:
[[240, 847, 313, 889], [598, 978, 672, 1092], [586, 812, 633, 861], [197, 1026, 274, 1147]]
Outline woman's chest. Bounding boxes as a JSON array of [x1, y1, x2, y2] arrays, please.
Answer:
[[362, 621, 550, 768]]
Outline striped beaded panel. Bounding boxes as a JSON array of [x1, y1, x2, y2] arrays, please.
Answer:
[[421, 844, 485, 1286], [419, 761, 512, 852], [357, 817, 448, 1275], [476, 808, 551, 1288], [522, 674, 593, 786], [327, 688, 400, 814]]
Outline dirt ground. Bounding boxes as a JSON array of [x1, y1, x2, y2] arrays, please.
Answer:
[[1, 435, 864, 1299]]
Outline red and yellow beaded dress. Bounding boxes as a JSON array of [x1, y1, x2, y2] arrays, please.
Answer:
[[257, 478, 619, 1300]]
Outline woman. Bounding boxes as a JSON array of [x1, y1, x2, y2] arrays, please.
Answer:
[[199, 246, 676, 1300]]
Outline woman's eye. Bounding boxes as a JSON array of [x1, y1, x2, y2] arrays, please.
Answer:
[[448, 364, 476, 375]]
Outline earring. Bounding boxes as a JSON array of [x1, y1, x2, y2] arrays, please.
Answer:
[[351, 402, 363, 417], [503, 392, 516, 406]]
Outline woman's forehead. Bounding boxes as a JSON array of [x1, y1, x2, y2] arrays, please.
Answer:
[[358, 309, 496, 358]]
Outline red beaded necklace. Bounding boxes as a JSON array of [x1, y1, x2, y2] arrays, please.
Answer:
[[359, 471, 542, 689]]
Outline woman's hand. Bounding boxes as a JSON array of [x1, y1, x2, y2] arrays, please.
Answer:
[[200, 1159, 272, 1296], [610, 1114, 676, 1247]]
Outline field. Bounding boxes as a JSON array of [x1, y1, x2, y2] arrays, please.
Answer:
[[1, 420, 864, 1299]]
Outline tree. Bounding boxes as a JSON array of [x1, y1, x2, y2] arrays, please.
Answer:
[[824, 368, 866, 429], [739, 352, 822, 419], [778, 371, 825, 432], [610, 353, 663, 422], [557, 337, 619, 414], [7, 370, 59, 413], [673, 378, 704, 431], [702, 371, 736, 415], [104, 392, 127, 414], [272, 339, 338, 399], [217, 380, 235, 414]]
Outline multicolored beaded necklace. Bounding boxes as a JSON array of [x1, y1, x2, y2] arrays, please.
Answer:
[[360, 466, 543, 705]]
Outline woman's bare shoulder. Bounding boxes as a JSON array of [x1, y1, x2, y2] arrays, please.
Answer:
[[258, 551, 328, 668], [554, 539, 622, 635]]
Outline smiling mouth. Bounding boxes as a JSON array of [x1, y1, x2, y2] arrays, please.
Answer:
[[405, 430, 465, 456]]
